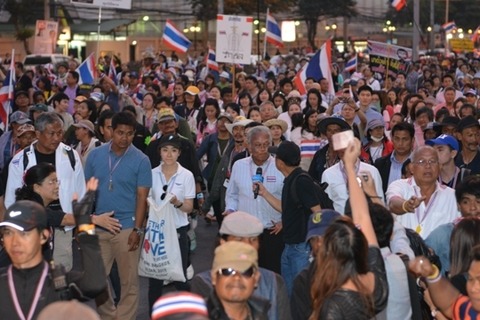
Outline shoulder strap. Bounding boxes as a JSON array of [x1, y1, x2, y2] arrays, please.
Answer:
[[399, 254, 423, 320], [63, 145, 76, 171], [23, 146, 31, 171]]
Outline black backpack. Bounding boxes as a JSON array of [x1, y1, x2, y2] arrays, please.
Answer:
[[290, 172, 334, 210]]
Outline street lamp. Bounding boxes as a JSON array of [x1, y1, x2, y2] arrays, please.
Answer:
[[183, 22, 201, 51], [325, 22, 338, 40], [383, 20, 396, 43]]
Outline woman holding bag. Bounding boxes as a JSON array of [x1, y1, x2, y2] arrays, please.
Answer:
[[148, 133, 195, 310]]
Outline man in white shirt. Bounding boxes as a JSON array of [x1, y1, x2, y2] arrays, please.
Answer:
[[386, 145, 460, 238], [362, 67, 381, 91], [224, 126, 284, 273]]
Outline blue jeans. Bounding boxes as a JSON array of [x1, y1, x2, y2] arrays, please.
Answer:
[[281, 242, 310, 296]]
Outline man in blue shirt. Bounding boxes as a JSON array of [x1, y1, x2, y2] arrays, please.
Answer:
[[85, 111, 152, 320]]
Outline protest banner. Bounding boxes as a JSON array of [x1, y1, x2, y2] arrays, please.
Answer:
[[367, 40, 412, 79]]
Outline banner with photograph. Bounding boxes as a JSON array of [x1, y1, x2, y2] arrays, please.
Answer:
[[367, 40, 412, 79], [33, 20, 59, 54]]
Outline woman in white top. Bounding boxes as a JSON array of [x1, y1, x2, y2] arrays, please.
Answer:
[[148, 134, 195, 309]]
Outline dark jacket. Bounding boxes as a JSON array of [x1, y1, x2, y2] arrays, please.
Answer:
[[207, 290, 271, 320], [0, 233, 106, 319], [374, 153, 393, 194]]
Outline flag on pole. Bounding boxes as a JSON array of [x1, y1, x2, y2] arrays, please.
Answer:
[[390, 0, 406, 11], [471, 26, 480, 42], [162, 20, 192, 53], [206, 48, 219, 71], [344, 55, 357, 72], [108, 57, 118, 85], [442, 21, 457, 33], [265, 11, 283, 48], [0, 50, 15, 129], [294, 40, 334, 95], [76, 53, 97, 85]]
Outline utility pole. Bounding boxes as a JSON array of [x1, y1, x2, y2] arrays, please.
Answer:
[[412, 0, 420, 60]]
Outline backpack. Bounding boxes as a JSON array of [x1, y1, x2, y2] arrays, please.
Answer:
[[23, 145, 76, 171], [290, 172, 334, 211]]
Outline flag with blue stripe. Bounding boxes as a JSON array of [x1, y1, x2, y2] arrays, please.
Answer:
[[266, 12, 283, 48], [163, 20, 192, 53], [76, 53, 97, 85]]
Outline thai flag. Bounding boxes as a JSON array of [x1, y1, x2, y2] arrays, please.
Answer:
[[162, 19, 192, 53], [472, 26, 480, 42], [108, 57, 118, 85], [0, 50, 15, 129], [344, 55, 357, 72], [294, 40, 334, 95], [206, 48, 219, 71], [442, 21, 457, 33], [390, 0, 406, 11], [265, 11, 283, 48], [76, 53, 97, 85]]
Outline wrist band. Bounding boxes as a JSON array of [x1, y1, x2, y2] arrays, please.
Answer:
[[426, 265, 441, 283], [174, 202, 183, 209], [196, 192, 204, 199], [402, 200, 409, 213], [368, 195, 382, 199]]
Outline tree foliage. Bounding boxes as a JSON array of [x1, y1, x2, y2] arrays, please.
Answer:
[[4, 0, 39, 54], [297, 0, 357, 50]]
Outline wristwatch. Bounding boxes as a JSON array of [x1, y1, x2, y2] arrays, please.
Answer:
[[133, 227, 144, 236]]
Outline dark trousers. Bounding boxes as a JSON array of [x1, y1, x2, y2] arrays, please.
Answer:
[[258, 228, 284, 274], [148, 225, 190, 311]]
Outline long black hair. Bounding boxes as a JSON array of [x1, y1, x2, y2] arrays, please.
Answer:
[[15, 163, 56, 202]]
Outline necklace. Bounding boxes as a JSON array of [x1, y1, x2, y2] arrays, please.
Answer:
[[108, 144, 130, 191], [325, 148, 339, 168]]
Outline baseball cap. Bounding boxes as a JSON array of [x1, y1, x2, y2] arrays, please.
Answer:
[[269, 141, 300, 166], [10, 111, 31, 125], [185, 85, 200, 96], [158, 108, 176, 123], [74, 95, 88, 103], [184, 70, 195, 82], [90, 92, 105, 102], [30, 103, 49, 112], [305, 210, 342, 241], [212, 241, 258, 272], [219, 211, 264, 237], [365, 118, 386, 135], [474, 72, 480, 79], [158, 134, 181, 149], [151, 292, 208, 320], [16, 124, 35, 137], [73, 119, 95, 134], [218, 112, 233, 123], [0, 200, 48, 231], [15, 91, 28, 99], [457, 115, 480, 132], [130, 71, 139, 79], [465, 89, 477, 97], [219, 71, 230, 80], [426, 134, 459, 152]]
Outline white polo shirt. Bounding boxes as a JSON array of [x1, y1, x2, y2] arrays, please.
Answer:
[[386, 177, 460, 238]]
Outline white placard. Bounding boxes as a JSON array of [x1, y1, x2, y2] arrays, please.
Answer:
[[71, 0, 131, 10], [216, 14, 253, 65], [33, 20, 59, 54]]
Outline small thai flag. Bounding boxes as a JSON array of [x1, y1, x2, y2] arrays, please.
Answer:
[[265, 11, 283, 48], [390, 0, 406, 11], [0, 49, 15, 128], [442, 21, 457, 33], [162, 20, 192, 53], [344, 55, 357, 73], [471, 26, 480, 42], [76, 53, 97, 85], [108, 57, 118, 85], [206, 48, 219, 71]]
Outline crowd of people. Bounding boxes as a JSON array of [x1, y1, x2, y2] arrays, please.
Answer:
[[0, 49, 480, 319]]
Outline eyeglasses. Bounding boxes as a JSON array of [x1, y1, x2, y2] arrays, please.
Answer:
[[44, 179, 60, 186], [414, 159, 439, 167], [161, 185, 167, 200], [217, 266, 256, 278]]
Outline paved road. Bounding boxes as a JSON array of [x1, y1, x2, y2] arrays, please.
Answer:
[[136, 216, 218, 319]]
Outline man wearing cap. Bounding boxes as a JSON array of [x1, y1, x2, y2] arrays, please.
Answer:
[[259, 141, 322, 296], [191, 211, 290, 320], [14, 90, 31, 114], [207, 241, 270, 319], [0, 188, 106, 319], [455, 115, 480, 175], [465, 89, 478, 106], [0, 111, 31, 171], [308, 116, 351, 183], [290, 210, 341, 319], [151, 292, 208, 320], [225, 126, 284, 273], [426, 134, 466, 188], [85, 111, 151, 320], [15, 123, 36, 150], [438, 116, 460, 136], [197, 113, 234, 223], [153, 97, 193, 143], [201, 117, 252, 224], [217, 71, 231, 89], [74, 119, 101, 166], [387, 145, 460, 239]]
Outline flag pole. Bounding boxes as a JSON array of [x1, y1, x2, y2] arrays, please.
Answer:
[[263, 8, 269, 59], [6, 48, 14, 130], [96, 6, 102, 66]]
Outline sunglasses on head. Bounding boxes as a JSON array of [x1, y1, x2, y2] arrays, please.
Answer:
[[217, 266, 255, 278], [161, 184, 167, 200]]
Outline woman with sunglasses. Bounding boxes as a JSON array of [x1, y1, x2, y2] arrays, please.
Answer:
[[149, 134, 195, 310]]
